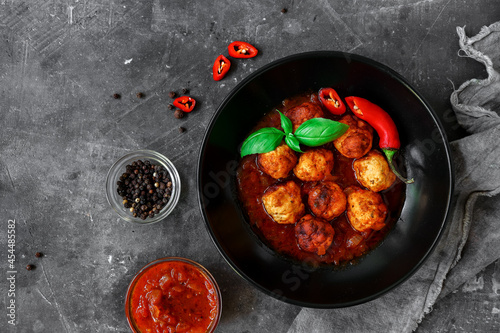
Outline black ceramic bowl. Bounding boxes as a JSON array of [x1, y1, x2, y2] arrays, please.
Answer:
[[197, 51, 453, 308]]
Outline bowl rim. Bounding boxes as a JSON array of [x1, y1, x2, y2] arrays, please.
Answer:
[[105, 149, 181, 225], [196, 50, 454, 308], [124, 256, 222, 332]]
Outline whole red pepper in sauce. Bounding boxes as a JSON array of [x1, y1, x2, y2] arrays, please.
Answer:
[[318, 87, 346, 115], [173, 96, 196, 112], [228, 41, 258, 58], [212, 54, 231, 81], [345, 96, 414, 184]]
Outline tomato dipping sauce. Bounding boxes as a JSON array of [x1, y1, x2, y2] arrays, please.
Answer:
[[236, 93, 406, 266], [126, 258, 221, 333]]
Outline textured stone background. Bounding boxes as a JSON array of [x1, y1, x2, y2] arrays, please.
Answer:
[[0, 0, 499, 332]]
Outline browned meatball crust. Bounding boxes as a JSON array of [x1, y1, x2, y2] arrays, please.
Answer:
[[353, 150, 396, 192], [308, 181, 347, 220], [284, 102, 324, 131], [293, 148, 334, 182], [345, 186, 388, 232], [295, 214, 335, 255], [262, 181, 305, 224], [258, 143, 298, 179], [333, 115, 373, 159]]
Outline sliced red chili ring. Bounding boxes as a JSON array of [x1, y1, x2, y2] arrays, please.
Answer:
[[228, 41, 258, 59], [212, 54, 231, 81], [173, 96, 196, 113], [318, 88, 346, 115]]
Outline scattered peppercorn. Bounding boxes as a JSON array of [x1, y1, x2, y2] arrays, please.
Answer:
[[113, 93, 121, 99], [281, 8, 287, 13], [169, 91, 177, 98], [35, 252, 43, 258], [181, 88, 189, 94], [117, 160, 173, 220], [179, 127, 186, 133], [136, 92, 145, 99], [26, 264, 35, 271], [174, 109, 184, 119], [168, 104, 174, 110]]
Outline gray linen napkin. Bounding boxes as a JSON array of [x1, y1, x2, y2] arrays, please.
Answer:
[[287, 22, 500, 333]]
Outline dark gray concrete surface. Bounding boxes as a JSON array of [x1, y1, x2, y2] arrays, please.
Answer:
[[0, 1, 499, 332]]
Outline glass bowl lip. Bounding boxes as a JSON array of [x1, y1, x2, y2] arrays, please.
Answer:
[[105, 149, 181, 225], [124, 256, 222, 333]]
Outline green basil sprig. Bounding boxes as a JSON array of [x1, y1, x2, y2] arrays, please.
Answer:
[[294, 118, 349, 146], [240, 110, 348, 157], [240, 127, 285, 157]]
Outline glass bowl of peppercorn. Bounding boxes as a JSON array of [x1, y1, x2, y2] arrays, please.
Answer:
[[106, 150, 181, 224]]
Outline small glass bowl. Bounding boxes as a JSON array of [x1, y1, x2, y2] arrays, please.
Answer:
[[105, 150, 181, 224], [125, 257, 222, 333]]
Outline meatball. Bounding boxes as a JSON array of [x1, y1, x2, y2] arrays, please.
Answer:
[[345, 186, 388, 232], [262, 181, 305, 224], [308, 181, 347, 220], [258, 143, 297, 179], [293, 148, 334, 182], [333, 115, 373, 159], [353, 150, 396, 192], [295, 214, 335, 256], [284, 102, 324, 131]]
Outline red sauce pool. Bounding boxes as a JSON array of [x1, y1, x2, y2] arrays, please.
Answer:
[[126, 258, 221, 333], [236, 93, 406, 266]]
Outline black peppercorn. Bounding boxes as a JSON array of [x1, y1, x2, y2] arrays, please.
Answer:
[[137, 92, 144, 98], [168, 104, 174, 110], [281, 8, 287, 13], [169, 91, 177, 98], [35, 252, 43, 258], [181, 88, 189, 94], [179, 127, 186, 133], [26, 264, 35, 271], [174, 110, 184, 119], [117, 159, 172, 220], [113, 93, 121, 99]]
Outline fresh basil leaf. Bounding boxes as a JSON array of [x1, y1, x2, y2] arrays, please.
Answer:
[[285, 134, 303, 153], [278, 110, 293, 135], [294, 118, 349, 147], [240, 127, 285, 157]]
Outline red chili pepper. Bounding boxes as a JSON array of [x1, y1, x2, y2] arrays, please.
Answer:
[[318, 88, 346, 115], [228, 41, 258, 59], [345, 96, 414, 184], [212, 54, 231, 81], [173, 96, 196, 113]]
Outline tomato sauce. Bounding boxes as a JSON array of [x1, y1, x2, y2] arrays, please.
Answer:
[[236, 93, 406, 266], [127, 259, 220, 333]]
